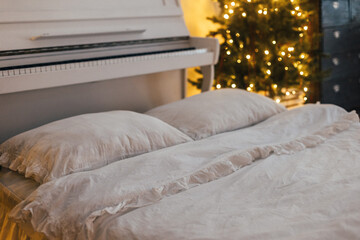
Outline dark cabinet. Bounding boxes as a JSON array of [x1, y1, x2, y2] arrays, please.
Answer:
[[321, 0, 360, 111]]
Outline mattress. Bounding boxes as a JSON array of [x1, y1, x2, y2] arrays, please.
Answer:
[[1, 101, 360, 240], [3, 104, 359, 240]]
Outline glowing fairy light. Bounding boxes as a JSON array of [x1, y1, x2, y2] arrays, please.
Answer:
[[264, 50, 270, 55], [231, 83, 236, 88], [304, 87, 308, 92], [242, 12, 247, 17], [246, 54, 251, 59], [304, 26, 308, 30], [216, 84, 221, 89], [272, 40, 276, 44], [276, 98, 281, 103], [250, 83, 254, 88], [224, 14, 230, 19], [266, 69, 271, 75]]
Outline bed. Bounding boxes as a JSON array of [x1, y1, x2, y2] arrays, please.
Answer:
[[1, 88, 359, 240]]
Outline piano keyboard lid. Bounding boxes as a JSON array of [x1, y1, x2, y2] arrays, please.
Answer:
[[0, 0, 191, 69]]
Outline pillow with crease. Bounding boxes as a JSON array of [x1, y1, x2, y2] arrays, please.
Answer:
[[146, 89, 286, 140], [0, 111, 192, 184]]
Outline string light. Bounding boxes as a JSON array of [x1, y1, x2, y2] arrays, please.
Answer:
[[286, 91, 290, 96], [258, 10, 263, 14], [229, 39, 234, 44], [226, 50, 231, 55], [291, 10, 296, 15], [224, 14, 230, 19], [267, 62, 271, 66], [297, 12, 302, 17], [236, 33, 240, 37], [295, 6, 300, 11], [231, 2, 235, 6], [272, 40, 277, 44], [276, 98, 281, 103], [246, 54, 251, 59], [288, 47, 294, 52], [229, 9, 234, 14], [216, 84, 221, 89], [300, 71, 304, 75], [273, 84, 278, 89], [285, 66, 289, 70], [266, 69, 271, 75], [247, 87, 252, 91], [264, 50, 270, 55], [250, 83, 254, 88], [278, 57, 282, 61], [231, 83, 236, 88], [303, 26, 308, 31], [237, 59, 241, 63], [304, 97, 308, 101], [300, 53, 306, 59], [242, 12, 247, 17], [304, 87, 308, 92]]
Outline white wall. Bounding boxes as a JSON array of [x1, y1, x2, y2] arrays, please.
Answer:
[[181, 0, 220, 96]]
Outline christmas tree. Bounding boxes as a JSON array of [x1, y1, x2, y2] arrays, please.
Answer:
[[189, 0, 322, 104]]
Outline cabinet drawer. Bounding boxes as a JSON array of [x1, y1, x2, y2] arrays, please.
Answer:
[[323, 24, 360, 53], [322, 51, 360, 79], [321, 76, 360, 110], [322, 0, 350, 27], [351, 0, 360, 22]]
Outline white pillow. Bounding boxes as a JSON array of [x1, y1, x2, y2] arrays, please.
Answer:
[[0, 111, 192, 183], [146, 89, 286, 140]]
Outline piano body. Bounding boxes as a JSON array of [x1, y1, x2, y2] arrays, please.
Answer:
[[0, 0, 219, 95]]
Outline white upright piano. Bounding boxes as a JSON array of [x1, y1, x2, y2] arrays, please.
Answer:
[[0, 0, 219, 94]]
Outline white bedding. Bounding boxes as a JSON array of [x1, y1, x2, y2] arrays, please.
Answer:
[[9, 104, 360, 240]]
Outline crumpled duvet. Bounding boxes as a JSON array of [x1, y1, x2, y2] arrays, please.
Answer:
[[9, 104, 360, 240]]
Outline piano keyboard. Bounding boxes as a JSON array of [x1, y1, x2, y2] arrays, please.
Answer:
[[0, 48, 207, 78]]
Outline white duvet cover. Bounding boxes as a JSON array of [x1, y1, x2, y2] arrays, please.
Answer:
[[9, 104, 360, 240]]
